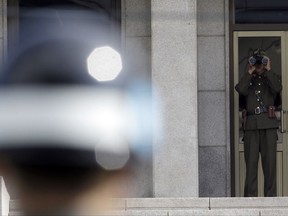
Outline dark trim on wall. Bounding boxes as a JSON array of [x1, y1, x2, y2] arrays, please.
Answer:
[[232, 24, 288, 31], [229, 0, 236, 197]]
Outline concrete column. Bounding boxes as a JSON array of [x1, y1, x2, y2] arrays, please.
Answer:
[[151, 0, 198, 197]]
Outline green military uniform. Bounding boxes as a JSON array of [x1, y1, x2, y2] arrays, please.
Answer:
[[235, 70, 282, 197]]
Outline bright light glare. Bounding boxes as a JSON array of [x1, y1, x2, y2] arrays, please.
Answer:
[[0, 85, 158, 169], [87, 46, 122, 82]]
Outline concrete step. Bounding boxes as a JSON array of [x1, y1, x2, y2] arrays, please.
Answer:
[[8, 209, 288, 216], [9, 197, 288, 216]]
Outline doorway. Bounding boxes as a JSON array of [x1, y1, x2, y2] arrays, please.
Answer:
[[234, 31, 288, 196]]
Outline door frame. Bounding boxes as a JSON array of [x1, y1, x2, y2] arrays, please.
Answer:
[[233, 31, 288, 196]]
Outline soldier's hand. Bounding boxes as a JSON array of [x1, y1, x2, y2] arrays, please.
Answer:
[[248, 64, 256, 74], [264, 57, 271, 71]]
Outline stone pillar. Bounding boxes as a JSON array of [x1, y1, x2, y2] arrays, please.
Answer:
[[151, 0, 198, 197]]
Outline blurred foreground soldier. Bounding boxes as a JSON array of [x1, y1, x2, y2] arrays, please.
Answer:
[[235, 49, 282, 197], [0, 39, 151, 215]]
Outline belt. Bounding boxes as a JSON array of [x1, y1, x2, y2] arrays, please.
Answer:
[[246, 106, 268, 115]]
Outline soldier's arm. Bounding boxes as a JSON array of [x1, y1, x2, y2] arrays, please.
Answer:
[[235, 72, 253, 96], [264, 70, 282, 93]]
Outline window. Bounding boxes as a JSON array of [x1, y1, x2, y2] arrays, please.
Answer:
[[8, 0, 121, 56], [235, 0, 288, 24]]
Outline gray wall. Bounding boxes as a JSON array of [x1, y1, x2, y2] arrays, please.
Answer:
[[122, 0, 151, 82], [123, 0, 231, 197], [197, 0, 230, 197], [121, 0, 153, 197]]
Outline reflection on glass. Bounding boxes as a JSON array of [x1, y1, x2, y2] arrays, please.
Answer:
[[238, 37, 282, 144]]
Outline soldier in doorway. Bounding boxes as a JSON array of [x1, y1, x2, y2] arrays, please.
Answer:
[[235, 49, 282, 197]]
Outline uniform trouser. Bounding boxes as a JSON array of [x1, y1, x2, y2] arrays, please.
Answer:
[[244, 129, 277, 197]]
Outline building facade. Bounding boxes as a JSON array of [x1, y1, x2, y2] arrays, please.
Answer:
[[1, 1, 288, 214], [123, 0, 232, 198]]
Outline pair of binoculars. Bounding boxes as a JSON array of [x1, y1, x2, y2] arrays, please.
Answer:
[[248, 55, 269, 65]]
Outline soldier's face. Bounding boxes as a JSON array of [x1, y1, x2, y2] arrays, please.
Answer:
[[255, 64, 265, 74]]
